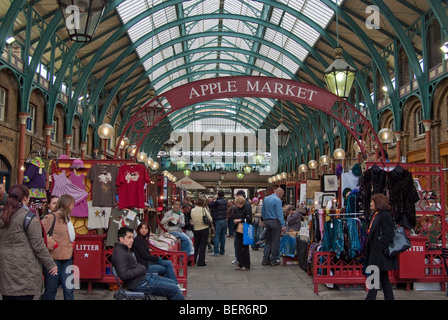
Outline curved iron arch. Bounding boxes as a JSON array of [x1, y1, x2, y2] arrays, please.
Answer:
[[115, 76, 386, 165]]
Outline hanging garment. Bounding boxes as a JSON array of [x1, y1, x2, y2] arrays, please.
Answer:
[[23, 158, 47, 199], [51, 171, 89, 210], [387, 165, 419, 229], [87, 164, 118, 207], [116, 163, 150, 209], [346, 219, 362, 259], [69, 171, 89, 217], [106, 208, 140, 246], [87, 201, 112, 229], [359, 164, 388, 222], [321, 219, 344, 258]]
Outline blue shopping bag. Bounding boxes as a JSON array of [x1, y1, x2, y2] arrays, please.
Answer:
[[243, 223, 254, 246]]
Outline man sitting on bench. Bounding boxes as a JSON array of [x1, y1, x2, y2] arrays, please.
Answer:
[[112, 226, 185, 300]]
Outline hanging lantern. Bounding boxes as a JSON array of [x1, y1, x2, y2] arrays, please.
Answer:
[[236, 171, 245, 180], [275, 118, 291, 148], [183, 169, 191, 177], [324, 47, 356, 99], [177, 157, 186, 169], [57, 0, 109, 43], [243, 164, 252, 174]]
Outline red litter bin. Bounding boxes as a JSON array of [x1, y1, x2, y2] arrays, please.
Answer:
[[73, 234, 106, 279], [398, 236, 428, 279]]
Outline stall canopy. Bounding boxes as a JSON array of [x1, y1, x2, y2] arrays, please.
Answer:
[[175, 177, 206, 190]]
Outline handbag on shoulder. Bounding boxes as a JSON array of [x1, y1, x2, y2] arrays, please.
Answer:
[[202, 208, 211, 225], [384, 224, 411, 257]]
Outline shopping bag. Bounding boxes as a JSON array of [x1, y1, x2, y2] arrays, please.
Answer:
[[243, 223, 254, 246]]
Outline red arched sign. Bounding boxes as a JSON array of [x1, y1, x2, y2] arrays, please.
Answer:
[[114, 76, 385, 162]]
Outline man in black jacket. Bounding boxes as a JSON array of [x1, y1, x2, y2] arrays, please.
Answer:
[[111, 227, 184, 300], [208, 190, 228, 256]]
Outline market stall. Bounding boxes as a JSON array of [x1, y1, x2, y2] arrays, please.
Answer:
[[47, 158, 188, 294], [301, 162, 448, 293]]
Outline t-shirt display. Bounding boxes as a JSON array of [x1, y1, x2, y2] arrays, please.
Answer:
[[87, 164, 118, 207], [117, 163, 150, 209], [106, 208, 140, 246], [87, 201, 112, 230]]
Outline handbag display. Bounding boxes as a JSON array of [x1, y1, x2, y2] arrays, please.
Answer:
[[384, 224, 411, 257]]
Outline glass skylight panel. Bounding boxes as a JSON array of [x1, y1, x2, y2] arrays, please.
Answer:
[[224, 0, 262, 18], [293, 20, 321, 47], [183, 0, 220, 17], [302, 0, 334, 29]]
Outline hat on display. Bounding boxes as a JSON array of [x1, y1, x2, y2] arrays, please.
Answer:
[[252, 197, 259, 202], [352, 163, 362, 177], [71, 159, 86, 170], [59, 155, 70, 160]]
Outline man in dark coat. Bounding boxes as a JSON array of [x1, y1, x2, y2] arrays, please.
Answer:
[[208, 190, 228, 255], [112, 227, 184, 300]]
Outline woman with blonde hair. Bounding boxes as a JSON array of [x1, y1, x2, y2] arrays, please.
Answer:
[[191, 197, 213, 266], [233, 196, 252, 270], [41, 194, 76, 300]]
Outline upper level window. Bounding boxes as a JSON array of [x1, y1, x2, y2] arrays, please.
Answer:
[[51, 119, 58, 142], [415, 107, 425, 137], [0, 87, 5, 121], [26, 104, 35, 133]]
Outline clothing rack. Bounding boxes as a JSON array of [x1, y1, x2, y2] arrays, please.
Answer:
[[327, 212, 364, 217]]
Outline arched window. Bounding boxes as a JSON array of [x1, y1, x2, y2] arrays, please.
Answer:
[[427, 19, 442, 70], [398, 47, 409, 87]]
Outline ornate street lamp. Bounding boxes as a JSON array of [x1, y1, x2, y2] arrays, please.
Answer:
[[378, 128, 394, 145], [98, 123, 114, 158], [219, 170, 227, 180], [57, 0, 109, 43], [324, 47, 356, 99], [333, 148, 346, 160], [136, 152, 148, 163], [276, 118, 291, 148]]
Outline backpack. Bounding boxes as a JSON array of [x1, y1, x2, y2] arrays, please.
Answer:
[[23, 211, 53, 246]]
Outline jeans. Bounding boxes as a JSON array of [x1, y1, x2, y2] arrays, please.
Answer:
[[147, 260, 178, 284], [213, 219, 227, 254], [171, 231, 194, 256], [262, 220, 282, 264], [252, 224, 263, 248], [227, 219, 234, 236], [41, 258, 75, 300], [132, 273, 184, 300], [194, 228, 209, 266]]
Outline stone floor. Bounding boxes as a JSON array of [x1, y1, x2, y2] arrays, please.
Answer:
[[64, 236, 447, 301]]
